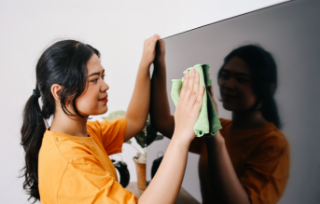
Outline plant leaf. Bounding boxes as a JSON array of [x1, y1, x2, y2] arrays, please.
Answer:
[[125, 140, 132, 144], [134, 131, 147, 148], [154, 135, 164, 141], [102, 110, 126, 120]]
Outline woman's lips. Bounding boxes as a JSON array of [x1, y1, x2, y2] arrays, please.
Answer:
[[222, 94, 237, 101], [99, 96, 108, 103], [99, 98, 108, 103]]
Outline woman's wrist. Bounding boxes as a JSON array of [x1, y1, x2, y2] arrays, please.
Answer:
[[171, 131, 192, 150], [139, 60, 151, 70], [204, 131, 225, 150], [137, 62, 152, 78], [153, 58, 165, 66]]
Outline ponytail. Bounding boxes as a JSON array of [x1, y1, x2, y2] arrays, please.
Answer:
[[20, 90, 46, 202], [261, 97, 281, 129]]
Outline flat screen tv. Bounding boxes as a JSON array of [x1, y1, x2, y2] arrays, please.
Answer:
[[147, 0, 320, 203]]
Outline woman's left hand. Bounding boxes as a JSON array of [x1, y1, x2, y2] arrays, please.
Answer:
[[140, 34, 160, 68], [209, 85, 218, 115], [207, 85, 225, 145], [154, 39, 166, 65]]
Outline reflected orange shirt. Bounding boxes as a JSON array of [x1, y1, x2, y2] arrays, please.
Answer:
[[38, 117, 138, 204], [199, 118, 290, 204]]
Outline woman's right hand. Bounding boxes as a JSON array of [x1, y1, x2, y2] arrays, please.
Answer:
[[140, 34, 160, 69], [173, 68, 204, 144]]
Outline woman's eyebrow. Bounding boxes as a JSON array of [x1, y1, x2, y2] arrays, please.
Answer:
[[236, 73, 251, 78], [88, 69, 105, 77], [222, 69, 250, 77]]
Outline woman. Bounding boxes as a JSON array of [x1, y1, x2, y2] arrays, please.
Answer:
[[150, 45, 290, 204], [21, 36, 205, 204]]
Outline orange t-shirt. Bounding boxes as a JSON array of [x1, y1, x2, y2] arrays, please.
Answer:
[[198, 118, 290, 204], [38, 117, 138, 204]]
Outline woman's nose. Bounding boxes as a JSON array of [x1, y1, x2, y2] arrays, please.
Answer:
[[101, 80, 109, 92], [222, 77, 236, 90]]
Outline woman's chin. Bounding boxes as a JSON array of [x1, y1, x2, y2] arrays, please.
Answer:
[[222, 103, 235, 111], [97, 107, 108, 115], [87, 107, 108, 116]]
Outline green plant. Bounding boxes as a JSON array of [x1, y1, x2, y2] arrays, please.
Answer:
[[102, 110, 164, 161]]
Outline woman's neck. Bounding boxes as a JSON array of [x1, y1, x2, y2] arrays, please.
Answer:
[[49, 107, 89, 137], [231, 110, 269, 130]]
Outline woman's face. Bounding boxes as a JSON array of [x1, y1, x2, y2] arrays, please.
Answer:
[[75, 54, 109, 117], [219, 56, 257, 111]]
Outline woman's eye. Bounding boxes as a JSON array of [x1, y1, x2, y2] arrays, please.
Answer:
[[92, 78, 98, 83], [102, 75, 105, 80], [237, 78, 249, 83], [221, 74, 229, 79]]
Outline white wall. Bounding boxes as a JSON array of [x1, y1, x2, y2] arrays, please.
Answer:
[[0, 1, 180, 203], [0, 0, 287, 203], [179, 0, 289, 33]]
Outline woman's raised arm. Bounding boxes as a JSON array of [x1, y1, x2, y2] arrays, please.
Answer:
[[150, 40, 175, 137], [140, 68, 204, 204], [124, 35, 160, 142]]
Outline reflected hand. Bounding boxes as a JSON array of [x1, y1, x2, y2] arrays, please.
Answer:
[[209, 85, 218, 115], [173, 68, 205, 144], [206, 85, 224, 144], [154, 39, 165, 65], [140, 34, 160, 68], [207, 73, 218, 115]]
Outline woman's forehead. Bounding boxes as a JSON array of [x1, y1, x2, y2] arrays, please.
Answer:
[[87, 54, 104, 74], [224, 56, 250, 75]]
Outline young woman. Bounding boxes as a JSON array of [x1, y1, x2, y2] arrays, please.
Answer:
[[21, 36, 205, 204], [150, 45, 290, 204]]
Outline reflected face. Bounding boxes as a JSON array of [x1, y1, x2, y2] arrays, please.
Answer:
[[219, 56, 257, 111], [75, 54, 109, 117]]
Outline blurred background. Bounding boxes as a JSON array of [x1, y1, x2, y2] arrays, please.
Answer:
[[147, 1, 320, 203]]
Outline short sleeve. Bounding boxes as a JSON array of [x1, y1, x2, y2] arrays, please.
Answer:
[[239, 137, 290, 204], [58, 155, 138, 204], [219, 118, 232, 129], [87, 116, 127, 155]]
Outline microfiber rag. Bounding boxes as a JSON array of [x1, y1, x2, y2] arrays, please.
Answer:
[[171, 64, 222, 137]]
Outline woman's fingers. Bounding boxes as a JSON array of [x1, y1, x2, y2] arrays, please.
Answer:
[[191, 72, 200, 102], [186, 68, 195, 103], [180, 68, 201, 107], [141, 34, 160, 67], [193, 85, 204, 110], [179, 70, 190, 101], [147, 34, 160, 48]]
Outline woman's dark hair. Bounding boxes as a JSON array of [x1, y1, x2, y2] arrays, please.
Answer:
[[217, 44, 281, 129], [20, 40, 100, 203]]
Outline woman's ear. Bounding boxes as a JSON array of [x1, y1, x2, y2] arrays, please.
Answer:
[[51, 84, 62, 102], [270, 83, 275, 95]]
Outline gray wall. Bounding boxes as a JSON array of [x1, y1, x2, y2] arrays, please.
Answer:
[[147, 0, 320, 203]]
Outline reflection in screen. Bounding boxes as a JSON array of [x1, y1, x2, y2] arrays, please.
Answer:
[[147, 0, 320, 203], [197, 45, 289, 204]]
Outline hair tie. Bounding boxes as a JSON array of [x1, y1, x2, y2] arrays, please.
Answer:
[[33, 89, 41, 98]]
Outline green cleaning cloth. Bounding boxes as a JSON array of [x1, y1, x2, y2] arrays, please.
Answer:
[[171, 64, 222, 137]]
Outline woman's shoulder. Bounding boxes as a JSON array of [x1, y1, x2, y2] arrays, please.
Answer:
[[87, 117, 127, 136], [219, 118, 232, 127], [251, 123, 289, 153], [42, 129, 96, 163]]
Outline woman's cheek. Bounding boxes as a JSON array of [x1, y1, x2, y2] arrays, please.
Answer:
[[77, 88, 99, 114], [242, 88, 257, 109]]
